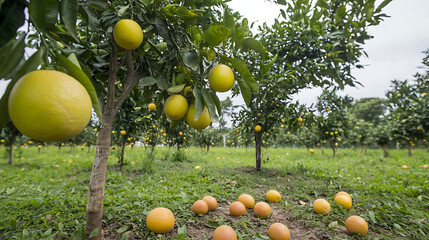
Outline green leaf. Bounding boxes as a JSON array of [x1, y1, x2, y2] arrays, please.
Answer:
[[67, 53, 81, 69], [0, 33, 26, 79], [223, 57, 258, 93], [28, 0, 59, 32], [174, 6, 197, 18], [210, 92, 221, 116], [60, 0, 79, 42], [117, 225, 128, 234], [335, 5, 346, 21], [242, 37, 267, 54], [261, 54, 278, 74], [206, 49, 216, 62], [139, 76, 157, 87], [237, 77, 252, 107], [277, 0, 287, 5], [0, 0, 26, 48], [81, 5, 99, 30], [56, 53, 103, 123], [0, 48, 44, 130], [202, 90, 218, 121], [89, 228, 98, 238], [315, 0, 328, 9], [120, 231, 131, 240], [180, 49, 199, 72], [192, 86, 204, 121], [167, 84, 185, 94], [203, 25, 230, 47], [375, 0, 393, 13]]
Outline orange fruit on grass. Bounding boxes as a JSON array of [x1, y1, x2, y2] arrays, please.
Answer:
[[345, 215, 368, 235], [229, 201, 246, 216], [238, 194, 255, 209], [268, 223, 291, 240], [254, 202, 271, 218], [266, 190, 281, 202], [146, 207, 175, 234], [212, 225, 237, 240], [202, 196, 217, 211], [192, 200, 208, 215]]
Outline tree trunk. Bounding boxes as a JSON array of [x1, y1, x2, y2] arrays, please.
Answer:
[[321, 147, 324, 155], [331, 142, 336, 158], [119, 136, 126, 170], [266, 151, 270, 163], [85, 118, 113, 239], [255, 131, 262, 171], [206, 144, 210, 152], [408, 144, 412, 157], [8, 128, 16, 165], [382, 146, 389, 158]]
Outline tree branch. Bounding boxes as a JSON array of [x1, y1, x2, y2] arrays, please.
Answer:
[[105, 38, 119, 118]]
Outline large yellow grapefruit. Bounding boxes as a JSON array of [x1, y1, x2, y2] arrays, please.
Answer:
[[164, 94, 188, 120], [186, 103, 211, 130], [113, 19, 143, 50], [8, 70, 92, 141], [208, 64, 234, 92], [146, 207, 175, 234]]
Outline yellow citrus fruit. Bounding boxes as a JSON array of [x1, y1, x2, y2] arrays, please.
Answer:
[[268, 223, 291, 240], [313, 199, 331, 214], [202, 196, 217, 211], [254, 202, 271, 218], [238, 194, 255, 209], [255, 125, 262, 132], [229, 201, 246, 216], [345, 215, 368, 235], [148, 103, 156, 111], [280, 124, 284, 128], [8, 70, 92, 141], [164, 94, 188, 120], [334, 195, 352, 209], [192, 200, 208, 215], [146, 207, 175, 234], [336, 191, 352, 200], [266, 190, 281, 202], [212, 225, 237, 240], [297, 117, 303, 123], [208, 64, 234, 92], [309, 148, 314, 154], [401, 165, 407, 169], [186, 104, 211, 130], [0, 139, 5, 143], [120, 130, 126, 136], [113, 19, 143, 50]]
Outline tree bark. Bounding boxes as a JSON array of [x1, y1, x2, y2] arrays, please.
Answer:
[[255, 131, 262, 171], [8, 128, 16, 165], [85, 118, 113, 239], [382, 146, 389, 158], [85, 45, 144, 239], [206, 144, 210, 152]]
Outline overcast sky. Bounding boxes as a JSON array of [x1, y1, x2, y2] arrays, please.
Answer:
[[1, 0, 428, 106], [223, 0, 429, 105]]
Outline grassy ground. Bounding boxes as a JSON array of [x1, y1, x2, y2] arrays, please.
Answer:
[[0, 146, 428, 239]]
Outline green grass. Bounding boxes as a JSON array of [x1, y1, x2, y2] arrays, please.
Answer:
[[0, 146, 428, 239]]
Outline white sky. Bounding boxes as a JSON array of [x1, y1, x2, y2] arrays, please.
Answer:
[[2, 0, 429, 107]]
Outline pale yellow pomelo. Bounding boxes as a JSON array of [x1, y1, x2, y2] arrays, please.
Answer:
[[8, 70, 92, 141]]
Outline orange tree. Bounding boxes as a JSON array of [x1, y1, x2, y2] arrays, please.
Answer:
[[231, 0, 391, 169], [385, 51, 429, 156], [0, 0, 259, 238], [315, 90, 353, 157]]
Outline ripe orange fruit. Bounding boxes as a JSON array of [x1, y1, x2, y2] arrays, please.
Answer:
[[309, 148, 314, 154], [8, 70, 92, 141], [401, 165, 407, 169], [238, 194, 255, 209], [255, 125, 262, 132], [148, 103, 156, 111], [202, 196, 217, 211], [212, 225, 237, 240], [229, 201, 246, 216], [280, 124, 284, 128], [164, 94, 188, 120], [254, 202, 271, 218], [146, 207, 175, 234], [266, 190, 281, 202], [345, 215, 368, 235], [297, 117, 303, 123], [113, 19, 143, 50], [208, 64, 234, 92], [336, 191, 352, 200], [186, 103, 211, 130], [268, 223, 291, 240], [334, 195, 352, 209], [120, 130, 126, 136], [179, 131, 183, 136], [192, 200, 208, 215], [313, 199, 331, 214]]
